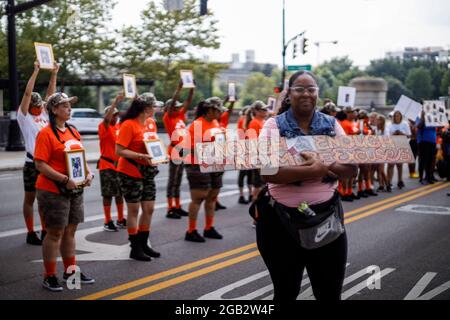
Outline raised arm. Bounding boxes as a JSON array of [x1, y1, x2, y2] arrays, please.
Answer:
[[104, 92, 124, 128], [19, 61, 40, 116], [181, 87, 195, 114], [45, 62, 60, 101]]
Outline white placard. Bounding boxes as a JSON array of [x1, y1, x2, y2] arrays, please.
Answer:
[[337, 86, 356, 108], [66, 150, 87, 186], [34, 42, 55, 70], [123, 74, 137, 99], [267, 97, 276, 112], [394, 95, 423, 121], [180, 70, 195, 89], [423, 100, 447, 127], [228, 82, 236, 102]]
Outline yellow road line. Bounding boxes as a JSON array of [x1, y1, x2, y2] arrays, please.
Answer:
[[113, 251, 261, 300], [78, 243, 256, 300], [345, 182, 449, 224], [344, 182, 443, 218], [80, 182, 449, 300]]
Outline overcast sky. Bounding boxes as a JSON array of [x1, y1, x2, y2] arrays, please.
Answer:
[[113, 0, 450, 68]]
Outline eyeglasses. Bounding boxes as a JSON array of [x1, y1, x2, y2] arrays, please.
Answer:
[[290, 86, 319, 95]]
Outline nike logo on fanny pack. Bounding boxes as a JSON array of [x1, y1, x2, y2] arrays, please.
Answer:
[[314, 221, 332, 243]]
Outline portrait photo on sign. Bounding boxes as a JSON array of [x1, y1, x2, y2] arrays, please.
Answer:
[[180, 70, 195, 88], [267, 97, 277, 112], [337, 86, 356, 108], [123, 74, 137, 99], [65, 150, 87, 186], [228, 82, 236, 102], [34, 42, 55, 70], [145, 139, 168, 164]]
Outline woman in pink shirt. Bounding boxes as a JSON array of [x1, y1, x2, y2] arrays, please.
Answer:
[[255, 71, 357, 301]]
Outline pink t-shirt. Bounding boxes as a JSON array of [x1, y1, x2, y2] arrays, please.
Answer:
[[260, 117, 346, 208]]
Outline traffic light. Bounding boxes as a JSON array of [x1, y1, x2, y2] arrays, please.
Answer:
[[274, 86, 281, 94], [200, 0, 208, 16], [301, 37, 309, 55], [293, 42, 298, 59]]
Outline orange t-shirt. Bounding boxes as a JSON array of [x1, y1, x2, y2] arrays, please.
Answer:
[[98, 122, 120, 171], [220, 111, 230, 128], [116, 118, 158, 179], [34, 125, 83, 194], [340, 119, 359, 135], [163, 109, 187, 161], [185, 116, 223, 164], [247, 118, 265, 139], [237, 115, 246, 140]]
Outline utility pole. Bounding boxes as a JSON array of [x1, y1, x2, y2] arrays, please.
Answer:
[[5, 0, 54, 151], [314, 40, 338, 65]]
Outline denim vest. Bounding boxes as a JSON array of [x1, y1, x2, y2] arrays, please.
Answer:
[[275, 108, 336, 138]]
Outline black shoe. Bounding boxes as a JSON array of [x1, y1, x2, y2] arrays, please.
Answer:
[[42, 275, 63, 292], [386, 185, 392, 192], [138, 231, 161, 258], [26, 231, 42, 246], [203, 227, 223, 240], [426, 179, 435, 185], [116, 219, 127, 229], [104, 220, 118, 232], [357, 191, 368, 198], [63, 271, 96, 284], [185, 230, 206, 243], [365, 189, 378, 196], [129, 234, 151, 261], [166, 209, 182, 219], [41, 230, 47, 241], [175, 208, 189, 217], [376, 186, 385, 192], [397, 181, 405, 189], [215, 202, 227, 211], [238, 196, 249, 204], [351, 193, 360, 200]]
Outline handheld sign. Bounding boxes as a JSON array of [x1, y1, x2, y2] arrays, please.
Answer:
[[228, 82, 236, 102], [180, 70, 195, 89], [34, 42, 55, 70], [65, 149, 87, 186], [423, 100, 448, 127], [267, 97, 277, 112], [394, 95, 422, 121], [337, 86, 356, 108], [123, 74, 137, 99]]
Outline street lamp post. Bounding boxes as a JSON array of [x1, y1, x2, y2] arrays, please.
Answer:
[[5, 0, 54, 151], [314, 40, 338, 65], [281, 0, 306, 87]]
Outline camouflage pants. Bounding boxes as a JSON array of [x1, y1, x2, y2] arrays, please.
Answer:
[[100, 169, 122, 198], [23, 162, 39, 192], [166, 161, 184, 198], [118, 166, 159, 203]]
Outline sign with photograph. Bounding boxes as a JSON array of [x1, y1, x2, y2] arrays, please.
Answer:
[[228, 82, 236, 102], [180, 70, 195, 89], [337, 86, 356, 108], [123, 74, 137, 99], [34, 42, 55, 70], [65, 149, 87, 186], [197, 135, 414, 173], [394, 95, 423, 121], [144, 139, 169, 164], [423, 100, 448, 127], [267, 97, 277, 112]]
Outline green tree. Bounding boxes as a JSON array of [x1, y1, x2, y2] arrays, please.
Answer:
[[367, 58, 406, 81], [119, 0, 221, 98], [240, 72, 276, 106], [405, 67, 434, 100], [441, 70, 450, 96], [384, 76, 413, 105]]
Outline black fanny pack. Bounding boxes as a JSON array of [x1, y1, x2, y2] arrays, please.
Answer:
[[97, 156, 118, 169], [125, 158, 159, 178], [52, 179, 84, 197], [250, 188, 345, 250]]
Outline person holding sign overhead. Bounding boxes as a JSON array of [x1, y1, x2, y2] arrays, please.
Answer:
[[183, 98, 227, 243], [163, 80, 195, 219], [34, 93, 95, 292], [17, 61, 59, 246], [116, 93, 162, 261]]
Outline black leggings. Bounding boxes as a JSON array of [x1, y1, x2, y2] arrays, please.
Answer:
[[256, 205, 348, 301], [418, 141, 436, 181]]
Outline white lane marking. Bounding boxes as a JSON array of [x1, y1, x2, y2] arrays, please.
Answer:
[[0, 189, 241, 239], [32, 226, 130, 262], [341, 268, 395, 300], [404, 272, 450, 300], [396, 205, 450, 216]]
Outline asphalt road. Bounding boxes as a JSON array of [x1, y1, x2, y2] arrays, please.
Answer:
[[0, 166, 449, 300]]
